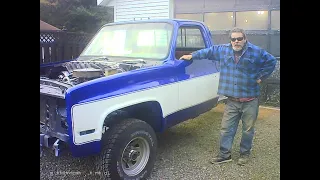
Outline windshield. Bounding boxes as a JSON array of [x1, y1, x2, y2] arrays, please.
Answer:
[[79, 22, 173, 60]]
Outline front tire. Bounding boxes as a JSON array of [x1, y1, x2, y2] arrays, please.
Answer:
[[96, 118, 157, 180]]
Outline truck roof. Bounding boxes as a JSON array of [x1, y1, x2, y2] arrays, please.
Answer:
[[102, 18, 205, 27]]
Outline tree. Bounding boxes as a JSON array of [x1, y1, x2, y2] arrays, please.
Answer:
[[40, 0, 114, 34]]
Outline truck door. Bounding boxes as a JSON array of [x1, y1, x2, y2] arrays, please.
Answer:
[[175, 25, 220, 119]]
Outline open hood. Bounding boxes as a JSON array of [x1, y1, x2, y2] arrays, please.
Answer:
[[40, 59, 161, 98]]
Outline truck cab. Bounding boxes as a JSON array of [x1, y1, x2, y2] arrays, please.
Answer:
[[40, 19, 220, 179]]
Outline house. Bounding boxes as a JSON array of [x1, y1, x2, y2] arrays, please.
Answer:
[[96, 0, 279, 31], [40, 20, 61, 31], [40, 20, 61, 43], [97, 0, 280, 57]]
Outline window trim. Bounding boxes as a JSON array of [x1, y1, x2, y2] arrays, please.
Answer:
[[270, 10, 280, 30]]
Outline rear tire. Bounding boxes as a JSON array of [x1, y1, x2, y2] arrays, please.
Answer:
[[96, 118, 157, 180]]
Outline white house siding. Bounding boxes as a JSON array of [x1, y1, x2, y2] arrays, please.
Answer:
[[116, 0, 171, 22], [98, 0, 173, 22]]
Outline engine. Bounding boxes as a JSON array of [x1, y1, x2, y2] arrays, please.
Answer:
[[41, 60, 145, 86]]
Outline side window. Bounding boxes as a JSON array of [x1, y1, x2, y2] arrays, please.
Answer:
[[176, 27, 205, 48], [175, 26, 206, 59]]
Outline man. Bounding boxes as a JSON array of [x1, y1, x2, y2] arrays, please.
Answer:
[[179, 27, 277, 165]]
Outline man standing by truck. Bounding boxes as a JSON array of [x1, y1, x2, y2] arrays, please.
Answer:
[[179, 27, 277, 165]]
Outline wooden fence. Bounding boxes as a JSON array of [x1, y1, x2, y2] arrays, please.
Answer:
[[40, 30, 93, 65]]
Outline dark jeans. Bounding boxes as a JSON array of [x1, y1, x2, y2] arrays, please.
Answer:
[[219, 98, 259, 158]]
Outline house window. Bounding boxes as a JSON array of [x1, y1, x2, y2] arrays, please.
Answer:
[[236, 11, 268, 30], [175, 13, 203, 22], [204, 12, 234, 31], [271, 10, 280, 30]]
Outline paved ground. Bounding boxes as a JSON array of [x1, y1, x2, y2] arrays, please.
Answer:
[[40, 103, 280, 180]]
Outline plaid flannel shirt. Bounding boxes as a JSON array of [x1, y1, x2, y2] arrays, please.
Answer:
[[191, 42, 277, 98]]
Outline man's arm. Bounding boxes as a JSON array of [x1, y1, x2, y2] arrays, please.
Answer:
[[257, 50, 277, 82], [179, 46, 221, 61]]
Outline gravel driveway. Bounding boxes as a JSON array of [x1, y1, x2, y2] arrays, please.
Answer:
[[40, 103, 280, 180]]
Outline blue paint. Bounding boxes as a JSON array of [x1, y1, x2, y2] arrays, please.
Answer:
[[62, 19, 220, 156], [69, 141, 101, 157], [65, 63, 181, 105]]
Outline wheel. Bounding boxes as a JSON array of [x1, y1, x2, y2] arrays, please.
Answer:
[[96, 118, 157, 180]]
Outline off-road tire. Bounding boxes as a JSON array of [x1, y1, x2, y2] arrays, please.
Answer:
[[96, 118, 157, 180]]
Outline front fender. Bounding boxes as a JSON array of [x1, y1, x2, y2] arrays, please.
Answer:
[[66, 63, 180, 146], [71, 97, 164, 145]]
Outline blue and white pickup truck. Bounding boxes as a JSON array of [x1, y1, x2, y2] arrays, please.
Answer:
[[40, 19, 221, 179]]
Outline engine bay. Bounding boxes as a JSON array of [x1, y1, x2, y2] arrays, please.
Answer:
[[40, 60, 148, 86]]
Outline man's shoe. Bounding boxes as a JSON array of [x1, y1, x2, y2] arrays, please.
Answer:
[[237, 154, 250, 166], [210, 155, 232, 164]]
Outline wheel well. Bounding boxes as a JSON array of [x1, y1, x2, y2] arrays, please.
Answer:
[[103, 101, 163, 133]]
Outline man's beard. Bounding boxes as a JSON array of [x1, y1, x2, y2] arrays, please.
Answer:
[[232, 46, 243, 52], [233, 46, 243, 55]]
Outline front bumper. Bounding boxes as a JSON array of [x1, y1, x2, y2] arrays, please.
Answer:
[[40, 125, 69, 157], [40, 90, 69, 157]]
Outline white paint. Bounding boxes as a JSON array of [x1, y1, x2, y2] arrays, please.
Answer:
[[116, 0, 170, 22], [71, 82, 179, 145], [97, 0, 103, 5], [71, 73, 219, 145], [169, 0, 175, 20], [108, 0, 116, 6], [97, 0, 115, 6], [178, 73, 219, 110]]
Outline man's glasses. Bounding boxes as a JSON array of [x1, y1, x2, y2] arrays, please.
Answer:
[[231, 37, 244, 42]]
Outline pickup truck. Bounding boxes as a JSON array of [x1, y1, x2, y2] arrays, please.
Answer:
[[40, 19, 220, 180]]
